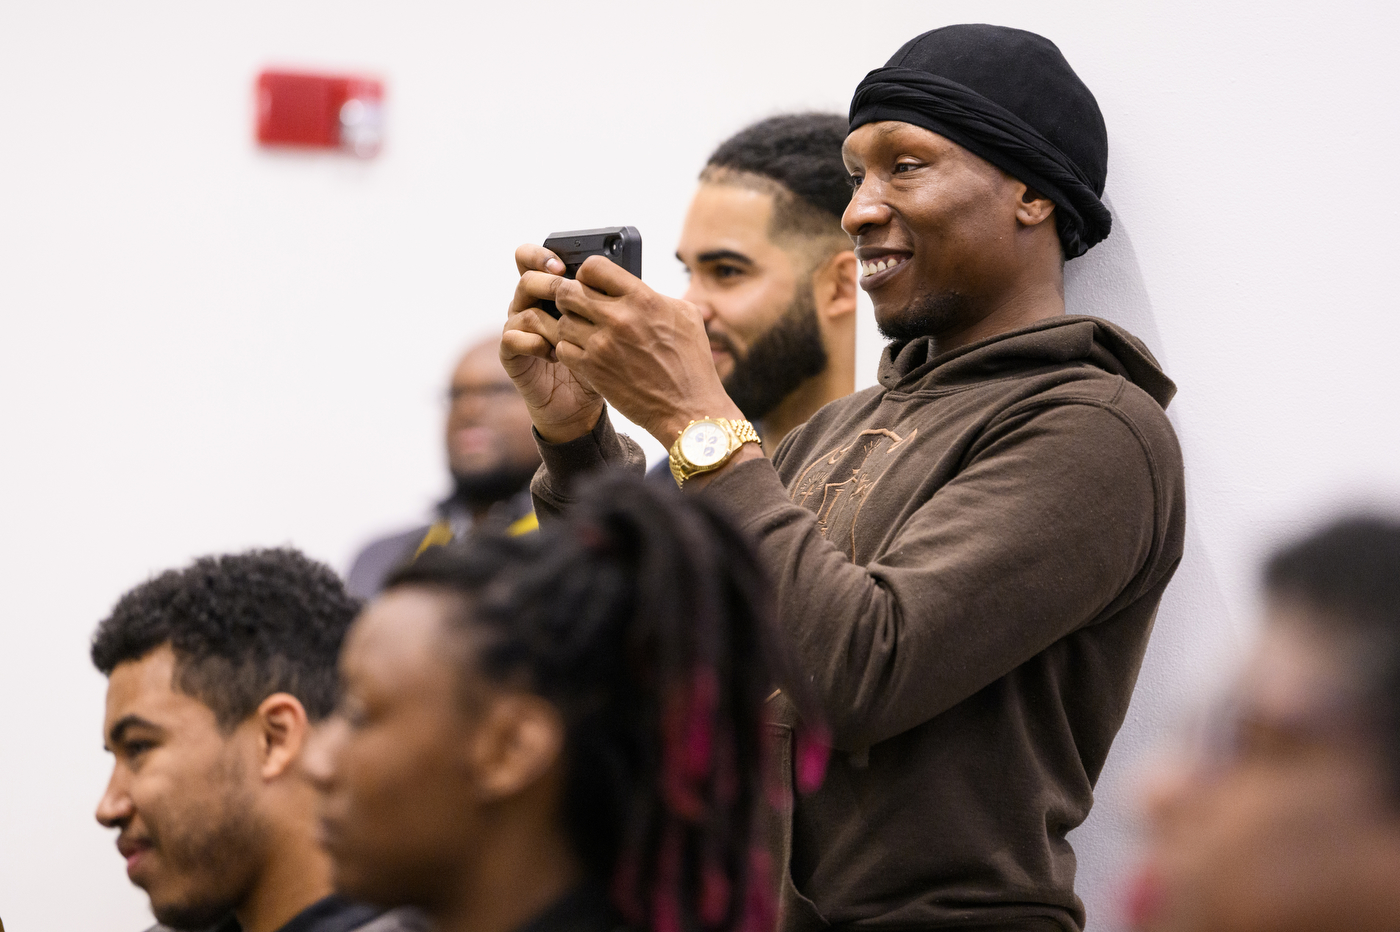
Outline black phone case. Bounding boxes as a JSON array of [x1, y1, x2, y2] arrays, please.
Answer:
[[538, 226, 642, 318]]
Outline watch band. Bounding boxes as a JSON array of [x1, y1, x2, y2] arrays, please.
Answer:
[[726, 418, 762, 447], [669, 417, 760, 488]]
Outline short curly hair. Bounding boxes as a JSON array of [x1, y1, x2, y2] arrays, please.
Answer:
[[91, 548, 361, 730], [702, 113, 852, 246]]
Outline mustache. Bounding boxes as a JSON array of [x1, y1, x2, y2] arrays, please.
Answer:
[[117, 828, 155, 857], [705, 327, 741, 359]]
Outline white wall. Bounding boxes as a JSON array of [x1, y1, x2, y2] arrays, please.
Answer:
[[2, 2, 1398, 930]]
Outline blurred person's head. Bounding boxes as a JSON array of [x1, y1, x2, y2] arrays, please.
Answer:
[[307, 474, 803, 932], [92, 549, 360, 932], [1132, 516, 1400, 932], [445, 338, 541, 516], [680, 113, 858, 448], [842, 25, 1110, 353]]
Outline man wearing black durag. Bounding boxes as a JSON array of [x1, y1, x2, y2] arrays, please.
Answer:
[[502, 24, 1186, 932]]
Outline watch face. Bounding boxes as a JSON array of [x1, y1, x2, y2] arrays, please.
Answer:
[[680, 421, 731, 468]]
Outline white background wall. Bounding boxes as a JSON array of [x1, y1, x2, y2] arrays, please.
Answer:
[[2, 2, 1398, 929]]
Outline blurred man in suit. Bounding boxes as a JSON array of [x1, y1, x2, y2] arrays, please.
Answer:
[[347, 338, 540, 598]]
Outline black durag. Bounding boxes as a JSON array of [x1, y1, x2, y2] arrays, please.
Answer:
[[849, 24, 1111, 258]]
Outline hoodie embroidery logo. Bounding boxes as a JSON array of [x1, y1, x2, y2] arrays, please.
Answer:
[[793, 428, 916, 550]]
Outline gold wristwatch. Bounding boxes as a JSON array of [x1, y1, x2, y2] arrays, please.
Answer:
[[668, 417, 761, 488]]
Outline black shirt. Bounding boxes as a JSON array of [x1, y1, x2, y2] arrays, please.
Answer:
[[164, 887, 610, 932], [275, 897, 381, 932], [174, 896, 384, 932], [513, 885, 624, 932]]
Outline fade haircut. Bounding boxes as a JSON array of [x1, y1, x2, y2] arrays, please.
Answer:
[[91, 548, 361, 730], [701, 113, 852, 251], [1264, 516, 1400, 800]]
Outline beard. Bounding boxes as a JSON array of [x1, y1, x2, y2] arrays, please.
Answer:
[[143, 761, 265, 930], [720, 284, 829, 422], [154, 895, 240, 932], [447, 462, 538, 511], [876, 290, 976, 346]]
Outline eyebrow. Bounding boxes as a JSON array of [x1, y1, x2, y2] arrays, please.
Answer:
[[844, 122, 911, 161], [107, 714, 162, 749], [683, 250, 755, 266]]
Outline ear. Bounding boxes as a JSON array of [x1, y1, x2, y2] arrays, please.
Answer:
[[811, 250, 858, 323], [468, 693, 566, 802], [254, 692, 310, 781], [1014, 184, 1056, 230]]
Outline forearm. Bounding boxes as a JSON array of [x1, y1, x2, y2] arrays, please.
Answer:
[[530, 405, 648, 522]]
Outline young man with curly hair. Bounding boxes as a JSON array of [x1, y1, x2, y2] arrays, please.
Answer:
[[91, 548, 424, 932]]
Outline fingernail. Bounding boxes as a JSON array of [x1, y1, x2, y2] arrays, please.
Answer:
[[546, 258, 564, 274]]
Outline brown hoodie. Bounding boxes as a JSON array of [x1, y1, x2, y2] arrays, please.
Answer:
[[531, 316, 1186, 932]]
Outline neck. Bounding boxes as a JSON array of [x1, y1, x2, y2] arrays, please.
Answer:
[[235, 806, 335, 932], [759, 284, 859, 453], [434, 815, 583, 932], [929, 269, 1066, 359], [446, 466, 536, 522]]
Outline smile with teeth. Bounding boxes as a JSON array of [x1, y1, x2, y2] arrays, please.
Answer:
[[861, 255, 909, 278]]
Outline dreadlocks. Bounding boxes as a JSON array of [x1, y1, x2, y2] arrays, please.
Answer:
[[385, 473, 822, 932]]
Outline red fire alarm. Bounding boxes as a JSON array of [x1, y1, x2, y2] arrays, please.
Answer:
[[256, 70, 384, 158]]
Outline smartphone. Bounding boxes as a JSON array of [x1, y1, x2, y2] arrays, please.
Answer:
[[538, 226, 642, 318]]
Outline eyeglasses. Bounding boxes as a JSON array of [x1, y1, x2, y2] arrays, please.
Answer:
[[445, 383, 521, 405]]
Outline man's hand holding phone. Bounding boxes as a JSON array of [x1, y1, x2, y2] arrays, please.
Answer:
[[503, 238, 751, 462], [499, 245, 606, 445]]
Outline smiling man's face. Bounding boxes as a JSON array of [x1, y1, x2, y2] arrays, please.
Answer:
[[96, 644, 266, 930], [677, 181, 804, 382], [677, 179, 839, 421], [841, 121, 1030, 344]]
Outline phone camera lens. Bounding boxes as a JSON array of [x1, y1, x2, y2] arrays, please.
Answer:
[[608, 239, 621, 255]]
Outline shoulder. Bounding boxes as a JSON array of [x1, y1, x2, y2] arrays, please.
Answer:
[[985, 381, 1185, 557], [772, 384, 885, 467], [353, 908, 433, 932], [1024, 373, 1182, 471], [980, 375, 1183, 497], [347, 524, 432, 599], [354, 525, 431, 559]]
